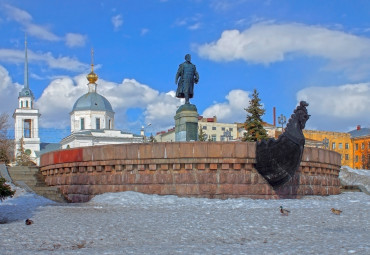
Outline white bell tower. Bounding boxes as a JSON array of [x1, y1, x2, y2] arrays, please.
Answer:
[[13, 36, 40, 164]]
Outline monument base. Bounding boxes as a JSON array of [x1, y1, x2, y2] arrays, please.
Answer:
[[174, 104, 199, 141]]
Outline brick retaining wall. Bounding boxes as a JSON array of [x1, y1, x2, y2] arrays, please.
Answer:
[[40, 142, 342, 202]]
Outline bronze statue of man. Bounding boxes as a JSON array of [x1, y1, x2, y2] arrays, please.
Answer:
[[175, 54, 199, 104]]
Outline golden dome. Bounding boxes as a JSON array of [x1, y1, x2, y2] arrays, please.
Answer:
[[87, 66, 98, 84], [87, 48, 98, 84]]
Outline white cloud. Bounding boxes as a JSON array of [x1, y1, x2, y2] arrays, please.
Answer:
[[0, 65, 22, 115], [141, 28, 149, 36], [197, 22, 370, 79], [35, 75, 182, 133], [3, 4, 60, 41], [202, 90, 250, 123], [65, 33, 87, 48], [111, 14, 123, 31], [174, 14, 202, 30], [0, 48, 88, 72], [297, 83, 370, 131], [188, 23, 201, 30]]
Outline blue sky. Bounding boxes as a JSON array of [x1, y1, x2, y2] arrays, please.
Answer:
[[0, 0, 369, 142]]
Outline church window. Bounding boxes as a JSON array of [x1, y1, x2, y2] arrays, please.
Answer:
[[96, 118, 101, 130], [21, 101, 23, 108], [81, 118, 85, 130], [108, 119, 111, 129], [25, 149, 32, 155], [24, 119, 32, 138], [25, 101, 28, 108]]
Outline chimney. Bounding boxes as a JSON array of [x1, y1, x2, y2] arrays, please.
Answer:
[[357, 125, 361, 130], [273, 107, 276, 127]]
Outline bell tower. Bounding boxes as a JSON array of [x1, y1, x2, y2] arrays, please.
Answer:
[[13, 36, 41, 164]]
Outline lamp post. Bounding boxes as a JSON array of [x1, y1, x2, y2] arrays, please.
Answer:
[[278, 114, 286, 132], [144, 123, 151, 142], [323, 137, 329, 149]]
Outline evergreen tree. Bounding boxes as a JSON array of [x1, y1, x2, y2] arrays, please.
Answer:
[[243, 89, 268, 142], [0, 177, 15, 201], [148, 133, 157, 143], [15, 137, 33, 166], [198, 126, 207, 141]]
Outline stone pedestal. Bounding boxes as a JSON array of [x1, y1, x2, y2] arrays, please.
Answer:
[[174, 104, 199, 141]]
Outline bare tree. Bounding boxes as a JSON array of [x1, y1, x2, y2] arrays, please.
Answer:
[[0, 113, 13, 164]]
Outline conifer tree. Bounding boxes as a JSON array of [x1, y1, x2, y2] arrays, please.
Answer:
[[148, 133, 157, 143], [15, 137, 33, 166], [198, 126, 207, 141], [243, 89, 268, 142]]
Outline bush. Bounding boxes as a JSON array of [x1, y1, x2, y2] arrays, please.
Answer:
[[0, 178, 15, 201]]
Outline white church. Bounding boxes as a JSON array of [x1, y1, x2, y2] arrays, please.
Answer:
[[14, 43, 143, 165]]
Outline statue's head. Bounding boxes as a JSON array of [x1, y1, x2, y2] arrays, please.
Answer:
[[185, 54, 191, 62]]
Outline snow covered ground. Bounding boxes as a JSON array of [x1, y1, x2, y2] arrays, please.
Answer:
[[1, 169, 369, 255]]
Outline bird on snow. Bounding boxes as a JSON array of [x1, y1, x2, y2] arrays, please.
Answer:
[[331, 208, 342, 215], [280, 206, 290, 216], [25, 219, 33, 225]]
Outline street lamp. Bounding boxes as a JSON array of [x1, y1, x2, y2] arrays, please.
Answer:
[[278, 114, 286, 132], [323, 137, 329, 149], [143, 123, 151, 142]]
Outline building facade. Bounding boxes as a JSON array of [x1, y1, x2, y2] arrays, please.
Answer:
[[349, 126, 370, 169], [303, 130, 353, 168]]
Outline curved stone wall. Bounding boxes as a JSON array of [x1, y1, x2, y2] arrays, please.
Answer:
[[40, 142, 341, 202]]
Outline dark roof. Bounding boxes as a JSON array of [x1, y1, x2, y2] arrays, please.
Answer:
[[348, 128, 370, 138]]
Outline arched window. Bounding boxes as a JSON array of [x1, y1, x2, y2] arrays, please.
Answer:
[[108, 119, 111, 129], [21, 101, 23, 108], [26, 101, 29, 108]]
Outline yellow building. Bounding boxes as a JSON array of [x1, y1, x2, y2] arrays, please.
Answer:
[[303, 130, 353, 167], [349, 126, 370, 169]]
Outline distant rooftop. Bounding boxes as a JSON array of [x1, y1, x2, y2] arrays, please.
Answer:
[[349, 126, 370, 138]]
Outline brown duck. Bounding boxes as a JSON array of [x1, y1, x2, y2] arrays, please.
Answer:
[[331, 208, 342, 215], [280, 206, 290, 216]]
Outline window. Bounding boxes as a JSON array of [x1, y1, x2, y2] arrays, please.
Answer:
[[212, 127, 216, 130], [20, 101, 23, 108], [202, 126, 207, 130], [361, 143, 365, 150], [355, 155, 358, 163], [96, 118, 100, 130], [25, 101, 28, 108], [332, 142, 336, 150], [222, 127, 225, 131], [355, 143, 358, 150], [24, 119, 32, 138], [108, 119, 112, 129], [345, 154, 349, 160], [211, 134, 216, 141], [80, 118, 85, 130], [338, 143, 343, 149], [220, 136, 225, 141], [345, 143, 349, 149], [229, 128, 233, 131]]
